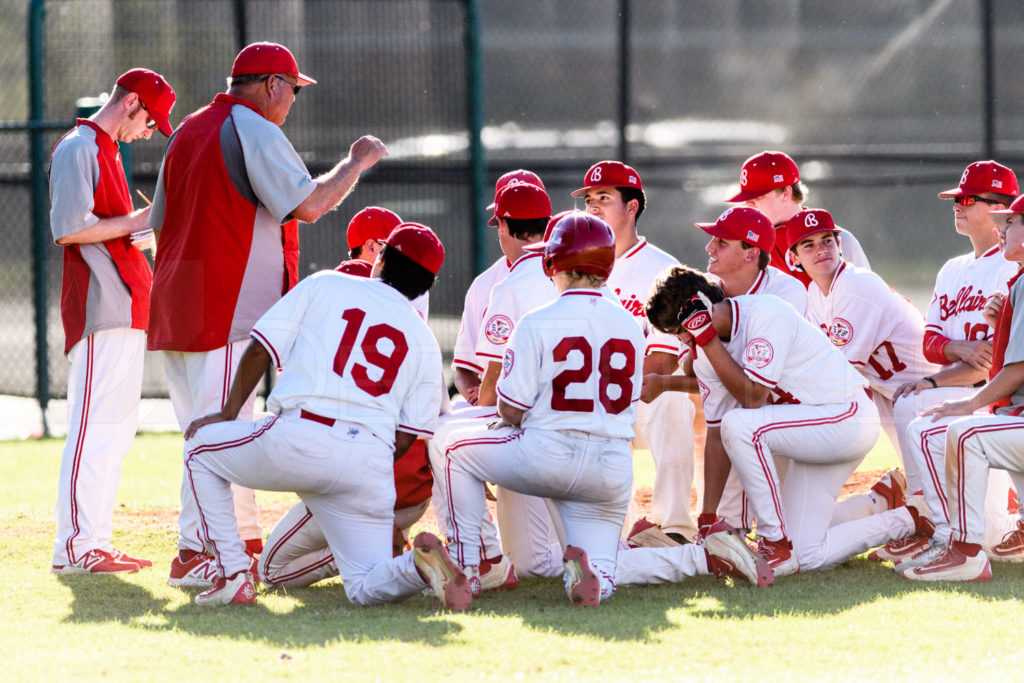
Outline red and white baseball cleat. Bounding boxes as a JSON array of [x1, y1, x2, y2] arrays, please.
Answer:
[[563, 546, 600, 607], [704, 528, 774, 587], [627, 517, 683, 549], [195, 571, 257, 606], [479, 554, 518, 592], [894, 541, 948, 574], [870, 535, 931, 562], [167, 550, 218, 587], [987, 522, 1024, 563], [901, 543, 992, 582], [109, 548, 152, 568], [870, 468, 907, 510], [696, 517, 737, 545], [412, 532, 473, 611], [753, 537, 799, 577], [52, 548, 140, 575]]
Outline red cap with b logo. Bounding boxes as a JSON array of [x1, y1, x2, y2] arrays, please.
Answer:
[[725, 151, 800, 203], [696, 207, 775, 253], [487, 169, 545, 211], [937, 161, 1019, 199], [783, 209, 839, 250], [572, 161, 643, 196]]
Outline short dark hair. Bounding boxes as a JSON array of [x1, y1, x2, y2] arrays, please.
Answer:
[[379, 245, 436, 300], [740, 241, 772, 270], [645, 265, 725, 335], [349, 245, 365, 260], [982, 192, 1016, 207], [790, 182, 807, 203], [505, 217, 547, 241], [619, 186, 647, 221]]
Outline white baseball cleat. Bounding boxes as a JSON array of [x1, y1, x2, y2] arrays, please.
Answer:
[[894, 542, 948, 574], [563, 546, 600, 607], [412, 532, 473, 611], [627, 517, 683, 549], [195, 571, 257, 606], [754, 537, 799, 577], [870, 468, 907, 510], [51, 548, 140, 575], [901, 544, 991, 582], [704, 528, 774, 587], [167, 551, 218, 587], [987, 523, 1024, 563], [479, 554, 518, 592]]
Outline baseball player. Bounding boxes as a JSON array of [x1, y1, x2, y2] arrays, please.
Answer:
[[180, 224, 473, 609], [49, 68, 176, 575], [725, 151, 870, 287], [428, 182, 562, 583], [902, 196, 1024, 582], [645, 266, 932, 576], [576, 160, 698, 543], [452, 169, 545, 406], [886, 164, 1022, 569], [442, 212, 646, 606], [148, 42, 387, 586]]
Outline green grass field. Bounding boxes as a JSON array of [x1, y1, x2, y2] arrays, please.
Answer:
[[3, 433, 1024, 681]]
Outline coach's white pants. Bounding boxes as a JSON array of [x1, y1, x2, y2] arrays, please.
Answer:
[[906, 400, 1020, 547], [163, 341, 261, 551], [260, 498, 430, 588], [185, 413, 426, 605], [53, 329, 144, 566], [944, 414, 1024, 545], [722, 396, 914, 570], [444, 423, 632, 601], [635, 388, 697, 539]]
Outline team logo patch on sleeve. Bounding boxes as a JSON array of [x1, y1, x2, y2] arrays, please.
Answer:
[[484, 314, 513, 345], [744, 338, 774, 368], [502, 349, 515, 377], [828, 318, 854, 346]]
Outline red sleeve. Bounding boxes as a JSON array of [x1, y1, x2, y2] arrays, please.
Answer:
[[923, 330, 951, 365]]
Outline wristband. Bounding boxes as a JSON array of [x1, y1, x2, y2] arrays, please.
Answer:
[[923, 376, 938, 389]]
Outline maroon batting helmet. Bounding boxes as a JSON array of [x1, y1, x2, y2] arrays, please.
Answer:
[[540, 211, 615, 279]]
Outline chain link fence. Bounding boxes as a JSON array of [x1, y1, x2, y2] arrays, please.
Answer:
[[2, 0, 1024, 415]]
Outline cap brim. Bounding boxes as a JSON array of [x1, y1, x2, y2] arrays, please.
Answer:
[[522, 241, 547, 253], [570, 187, 588, 197], [724, 188, 769, 203], [937, 187, 965, 198], [990, 209, 1017, 227], [152, 112, 173, 137], [695, 222, 735, 240], [486, 201, 497, 211], [487, 214, 498, 227], [295, 72, 316, 86]]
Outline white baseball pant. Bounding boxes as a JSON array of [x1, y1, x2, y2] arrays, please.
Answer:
[[443, 423, 632, 601], [163, 340, 261, 551], [721, 396, 915, 570], [260, 498, 430, 588], [53, 328, 145, 566], [906, 398, 1020, 547], [943, 414, 1024, 545], [185, 412, 426, 604], [614, 544, 709, 584], [634, 386, 697, 539]]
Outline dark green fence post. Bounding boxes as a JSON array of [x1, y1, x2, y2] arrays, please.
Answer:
[[28, 0, 50, 437], [465, 0, 487, 277], [617, 0, 630, 164], [981, 0, 994, 159]]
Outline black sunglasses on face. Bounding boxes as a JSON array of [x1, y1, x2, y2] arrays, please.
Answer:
[[954, 195, 1001, 207]]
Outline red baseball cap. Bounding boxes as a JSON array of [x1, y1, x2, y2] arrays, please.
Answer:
[[386, 223, 445, 274], [231, 42, 317, 86], [988, 195, 1024, 228], [334, 259, 373, 277], [487, 169, 545, 211], [725, 151, 800, 203], [938, 161, 1019, 198], [115, 68, 176, 136], [696, 207, 775, 253], [489, 182, 551, 226], [572, 161, 643, 197], [783, 208, 839, 250], [524, 209, 575, 253], [346, 207, 402, 249]]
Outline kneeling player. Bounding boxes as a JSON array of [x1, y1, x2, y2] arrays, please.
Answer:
[[645, 266, 932, 576], [181, 225, 472, 610], [442, 212, 644, 607]]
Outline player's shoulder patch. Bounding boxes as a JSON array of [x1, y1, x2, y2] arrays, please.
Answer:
[[828, 317, 854, 346], [484, 314, 514, 345], [744, 337, 774, 369], [502, 348, 515, 377]]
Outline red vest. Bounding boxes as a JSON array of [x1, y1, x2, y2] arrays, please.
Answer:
[[989, 267, 1024, 412]]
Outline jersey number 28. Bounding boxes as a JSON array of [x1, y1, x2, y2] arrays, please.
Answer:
[[551, 337, 635, 414], [333, 308, 408, 396]]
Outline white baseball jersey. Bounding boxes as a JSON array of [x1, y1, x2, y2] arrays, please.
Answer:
[[476, 252, 556, 365], [806, 263, 938, 401], [925, 245, 1016, 344], [694, 294, 868, 426], [497, 289, 646, 439], [452, 256, 511, 374], [607, 238, 681, 356], [746, 267, 807, 314], [251, 271, 443, 449]]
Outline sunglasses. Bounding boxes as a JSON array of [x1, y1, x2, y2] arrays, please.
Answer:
[[265, 74, 301, 96], [954, 195, 1002, 207], [139, 102, 158, 130]]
